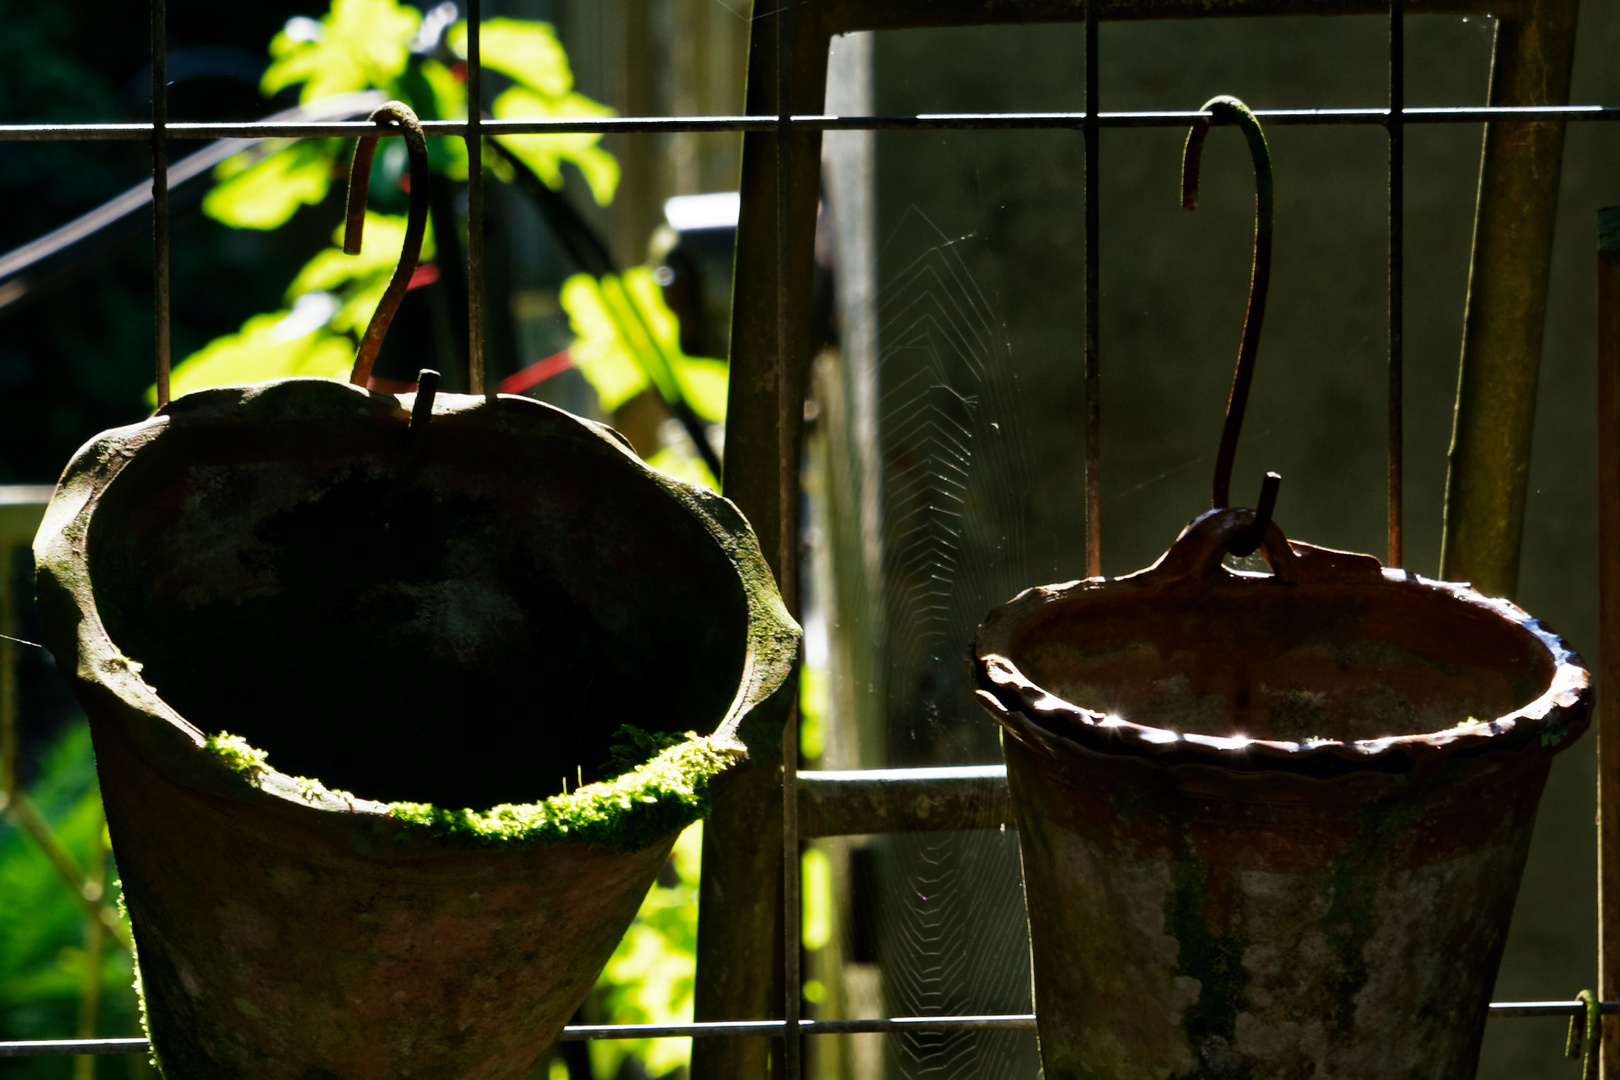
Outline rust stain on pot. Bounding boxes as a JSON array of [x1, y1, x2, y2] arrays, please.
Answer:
[[33, 378, 800, 1079], [974, 508, 1591, 1080]]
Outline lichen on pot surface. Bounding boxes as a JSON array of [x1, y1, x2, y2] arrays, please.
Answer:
[[972, 508, 1592, 1080]]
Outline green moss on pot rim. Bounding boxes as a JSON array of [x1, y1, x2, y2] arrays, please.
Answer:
[[204, 728, 741, 853], [389, 736, 738, 852], [203, 732, 269, 776]]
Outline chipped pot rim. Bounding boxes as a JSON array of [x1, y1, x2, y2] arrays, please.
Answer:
[[33, 378, 800, 848], [972, 509, 1592, 778]]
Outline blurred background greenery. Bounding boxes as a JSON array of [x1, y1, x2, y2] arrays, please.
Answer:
[[0, 0, 733, 1076]]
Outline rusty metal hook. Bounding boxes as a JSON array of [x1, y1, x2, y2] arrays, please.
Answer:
[[1183, 95, 1274, 512], [1228, 471, 1281, 558], [344, 101, 430, 388], [409, 367, 440, 443]]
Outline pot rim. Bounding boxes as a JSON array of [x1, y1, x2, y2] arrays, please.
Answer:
[[973, 508, 1592, 778], [34, 378, 800, 847]]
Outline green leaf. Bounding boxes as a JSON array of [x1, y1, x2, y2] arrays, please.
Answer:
[[560, 273, 649, 412], [331, 277, 392, 336], [558, 269, 728, 425], [590, 822, 701, 1080], [800, 660, 828, 759], [619, 267, 726, 422], [672, 357, 728, 425], [155, 301, 354, 404], [288, 211, 433, 299], [418, 58, 466, 118], [644, 447, 717, 493], [802, 847, 833, 950], [493, 86, 619, 205], [160, 211, 431, 405], [599, 271, 678, 401], [618, 266, 680, 348], [302, 210, 434, 338], [262, 0, 420, 103], [203, 141, 336, 230], [452, 18, 573, 98], [0, 722, 136, 1037]]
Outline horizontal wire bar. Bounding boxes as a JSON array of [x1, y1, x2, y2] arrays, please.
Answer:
[[3, 1002, 1612, 1055], [0, 117, 769, 140], [0, 1039, 151, 1057], [811, 104, 1620, 128], [0, 105, 1616, 141], [559, 1014, 1040, 1040], [1486, 1000, 1620, 1018]]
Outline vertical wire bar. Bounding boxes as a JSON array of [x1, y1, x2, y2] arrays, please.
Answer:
[[1387, 0, 1405, 567], [1596, 205, 1620, 1080], [466, 0, 487, 397], [777, 0, 802, 1077], [150, 0, 170, 408], [1083, 0, 1101, 578]]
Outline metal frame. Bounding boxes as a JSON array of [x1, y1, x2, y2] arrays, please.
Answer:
[[709, 0, 1604, 1077], [2, 0, 1618, 1073]]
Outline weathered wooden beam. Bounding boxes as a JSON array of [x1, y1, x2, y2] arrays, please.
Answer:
[[823, 0, 1519, 34], [797, 767, 1013, 837], [1440, 0, 1579, 598], [692, 2, 827, 1077], [1595, 205, 1620, 1080]]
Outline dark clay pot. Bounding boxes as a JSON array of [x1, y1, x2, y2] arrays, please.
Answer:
[[33, 379, 799, 1080], [972, 508, 1591, 1080]]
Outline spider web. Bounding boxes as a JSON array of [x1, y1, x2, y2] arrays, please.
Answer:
[[811, 205, 1045, 1080]]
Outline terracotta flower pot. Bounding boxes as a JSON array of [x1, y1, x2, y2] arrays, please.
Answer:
[[34, 378, 798, 1079], [972, 508, 1591, 1080]]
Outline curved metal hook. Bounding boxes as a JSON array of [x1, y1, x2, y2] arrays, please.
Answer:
[[344, 101, 430, 388], [1183, 94, 1274, 511], [1228, 471, 1281, 558]]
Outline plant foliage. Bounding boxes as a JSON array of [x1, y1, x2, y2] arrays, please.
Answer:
[[168, 0, 619, 399], [0, 722, 140, 1078]]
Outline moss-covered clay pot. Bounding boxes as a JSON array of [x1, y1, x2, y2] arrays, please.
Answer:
[[972, 508, 1591, 1080], [33, 378, 798, 1080]]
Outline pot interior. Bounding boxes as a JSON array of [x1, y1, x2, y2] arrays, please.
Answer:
[[1004, 579, 1556, 744], [86, 404, 750, 810]]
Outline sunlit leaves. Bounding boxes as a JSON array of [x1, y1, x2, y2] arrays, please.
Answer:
[[288, 212, 431, 340], [494, 88, 619, 206], [159, 298, 354, 403], [416, 56, 471, 140], [644, 447, 716, 492], [203, 141, 337, 230], [262, 0, 421, 103], [158, 212, 429, 402], [802, 848, 832, 951], [291, 211, 433, 291], [615, 269, 727, 422], [590, 822, 702, 1080], [453, 18, 572, 96], [800, 661, 828, 759], [452, 17, 620, 205], [0, 725, 135, 1034], [560, 275, 647, 412], [560, 268, 727, 423]]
